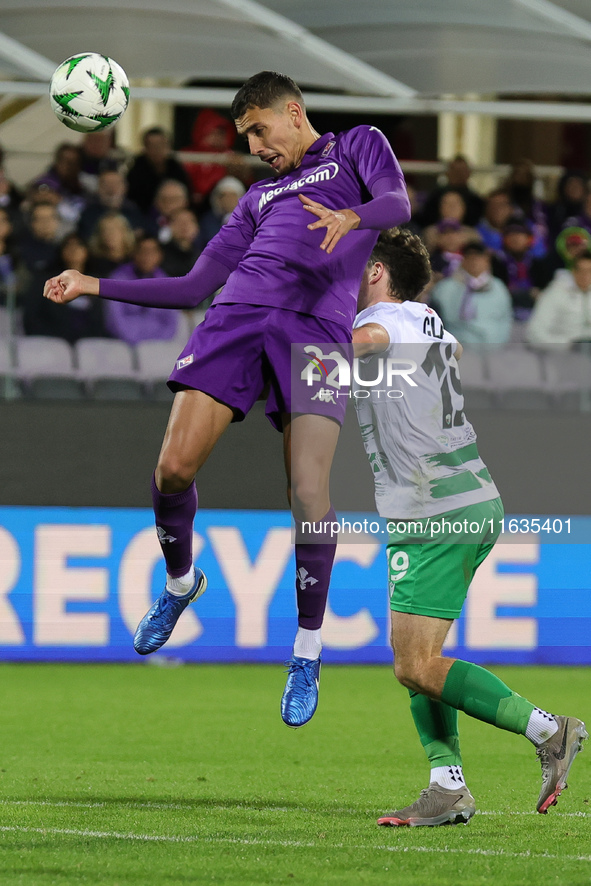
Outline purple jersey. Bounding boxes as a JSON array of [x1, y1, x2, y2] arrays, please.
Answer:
[[203, 128, 406, 327]]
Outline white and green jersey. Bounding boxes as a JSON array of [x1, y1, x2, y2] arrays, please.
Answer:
[[353, 301, 499, 519]]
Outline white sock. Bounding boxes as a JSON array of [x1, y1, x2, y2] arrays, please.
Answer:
[[293, 627, 322, 660], [166, 566, 195, 596], [430, 765, 466, 790], [525, 708, 558, 745]]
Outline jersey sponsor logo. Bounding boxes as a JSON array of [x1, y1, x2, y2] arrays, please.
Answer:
[[176, 354, 194, 370], [321, 139, 336, 157], [257, 162, 339, 210]]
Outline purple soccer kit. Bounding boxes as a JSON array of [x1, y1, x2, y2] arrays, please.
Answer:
[[99, 125, 410, 630]]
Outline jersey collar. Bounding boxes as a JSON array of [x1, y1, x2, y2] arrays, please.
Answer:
[[300, 132, 335, 166]]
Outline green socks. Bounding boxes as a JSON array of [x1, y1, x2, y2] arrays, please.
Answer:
[[441, 660, 534, 735], [409, 689, 462, 767]]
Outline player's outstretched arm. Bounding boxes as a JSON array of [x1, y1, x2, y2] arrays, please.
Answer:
[[44, 270, 99, 304], [45, 254, 232, 311]]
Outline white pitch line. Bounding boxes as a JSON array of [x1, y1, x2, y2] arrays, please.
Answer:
[[0, 826, 199, 843], [2, 799, 590, 818], [1, 826, 591, 863]]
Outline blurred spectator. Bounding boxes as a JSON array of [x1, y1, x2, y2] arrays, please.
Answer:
[[199, 176, 246, 244], [429, 220, 466, 281], [78, 170, 145, 242], [126, 127, 191, 215], [19, 203, 61, 274], [527, 250, 591, 350], [492, 219, 549, 320], [23, 233, 108, 342], [548, 171, 588, 239], [0, 207, 21, 306], [149, 179, 190, 243], [569, 189, 591, 236], [79, 130, 125, 194], [529, 225, 591, 292], [104, 236, 180, 344], [401, 184, 423, 236], [32, 143, 88, 228], [161, 208, 203, 277], [431, 241, 513, 349], [0, 143, 22, 217], [476, 189, 513, 251], [503, 158, 549, 255], [87, 211, 135, 277], [181, 108, 244, 205], [420, 155, 484, 227], [553, 226, 591, 275], [422, 188, 480, 254]]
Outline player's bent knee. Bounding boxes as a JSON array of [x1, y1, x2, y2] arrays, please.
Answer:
[[156, 457, 196, 494], [394, 658, 423, 691], [290, 479, 328, 515]]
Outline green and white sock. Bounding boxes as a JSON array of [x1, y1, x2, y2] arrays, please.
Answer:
[[430, 765, 466, 790], [441, 660, 535, 735], [409, 690, 462, 768], [525, 708, 558, 745]]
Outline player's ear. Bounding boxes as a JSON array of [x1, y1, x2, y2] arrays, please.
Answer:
[[370, 261, 386, 283], [286, 101, 304, 128]]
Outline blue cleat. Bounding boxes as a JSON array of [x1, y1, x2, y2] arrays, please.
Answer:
[[281, 655, 321, 727], [133, 568, 207, 655]]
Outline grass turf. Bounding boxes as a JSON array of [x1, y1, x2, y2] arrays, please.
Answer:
[[0, 663, 589, 886]]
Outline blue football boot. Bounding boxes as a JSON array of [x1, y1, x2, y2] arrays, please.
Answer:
[[281, 655, 321, 727], [133, 568, 207, 655]]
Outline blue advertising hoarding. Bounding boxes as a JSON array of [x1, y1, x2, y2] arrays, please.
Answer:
[[0, 506, 590, 664]]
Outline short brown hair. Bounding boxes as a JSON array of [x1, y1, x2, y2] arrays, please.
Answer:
[[231, 71, 303, 119], [370, 228, 431, 302], [573, 249, 591, 267]]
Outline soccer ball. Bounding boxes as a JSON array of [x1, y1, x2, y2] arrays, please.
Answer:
[[49, 52, 130, 133]]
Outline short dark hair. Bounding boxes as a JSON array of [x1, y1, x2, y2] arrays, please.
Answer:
[[142, 127, 168, 145], [370, 228, 431, 302], [573, 250, 591, 267], [461, 240, 487, 257], [487, 187, 510, 200], [231, 71, 303, 119], [135, 234, 161, 250]]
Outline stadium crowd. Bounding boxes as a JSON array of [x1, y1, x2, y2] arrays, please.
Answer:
[[2, 122, 591, 354]]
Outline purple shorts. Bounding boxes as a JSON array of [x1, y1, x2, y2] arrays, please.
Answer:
[[168, 303, 351, 431]]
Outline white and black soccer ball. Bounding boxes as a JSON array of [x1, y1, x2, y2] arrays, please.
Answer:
[[49, 52, 130, 133]]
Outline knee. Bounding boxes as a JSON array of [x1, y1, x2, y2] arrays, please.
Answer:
[[290, 477, 326, 517], [393, 656, 423, 692], [156, 455, 195, 494]]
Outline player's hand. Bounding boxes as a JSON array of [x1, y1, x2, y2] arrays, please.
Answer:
[[299, 194, 360, 254], [43, 269, 99, 304]]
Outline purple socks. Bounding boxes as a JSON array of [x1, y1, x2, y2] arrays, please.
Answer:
[[151, 473, 197, 578], [294, 506, 337, 630], [151, 475, 337, 629]]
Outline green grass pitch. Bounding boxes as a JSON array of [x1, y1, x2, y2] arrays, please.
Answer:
[[0, 662, 589, 885]]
